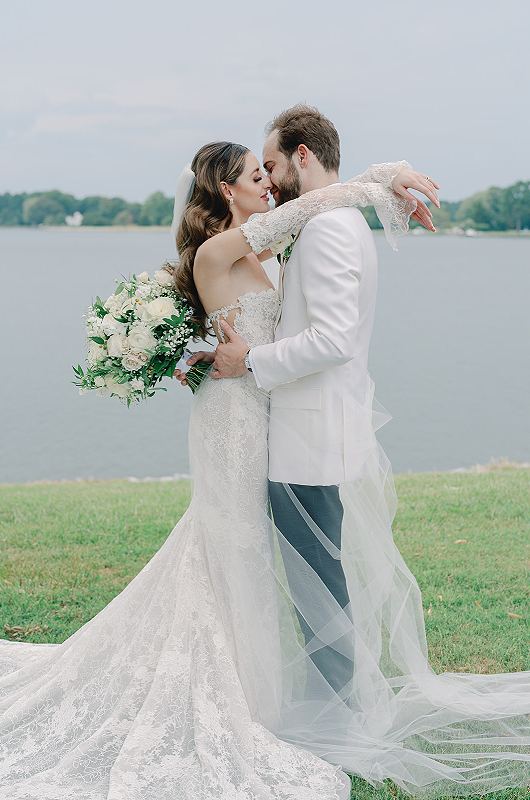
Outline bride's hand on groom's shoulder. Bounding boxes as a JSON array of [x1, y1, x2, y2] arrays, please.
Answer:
[[391, 167, 440, 232]]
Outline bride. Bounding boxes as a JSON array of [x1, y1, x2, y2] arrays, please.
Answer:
[[0, 132, 528, 799]]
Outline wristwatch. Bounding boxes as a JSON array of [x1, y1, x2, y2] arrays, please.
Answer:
[[244, 348, 253, 372]]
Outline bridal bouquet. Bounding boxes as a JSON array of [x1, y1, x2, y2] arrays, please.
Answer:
[[72, 267, 211, 405]]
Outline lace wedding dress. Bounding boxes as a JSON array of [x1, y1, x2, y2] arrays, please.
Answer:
[[0, 288, 352, 799]]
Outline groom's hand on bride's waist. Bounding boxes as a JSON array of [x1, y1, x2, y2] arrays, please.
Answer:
[[211, 320, 249, 379]]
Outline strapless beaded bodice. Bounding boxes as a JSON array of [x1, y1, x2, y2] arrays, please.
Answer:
[[207, 288, 280, 349]]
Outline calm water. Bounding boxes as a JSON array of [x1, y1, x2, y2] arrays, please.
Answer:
[[1, 228, 529, 483]]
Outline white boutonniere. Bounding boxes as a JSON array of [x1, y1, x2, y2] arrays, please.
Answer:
[[280, 230, 301, 266]]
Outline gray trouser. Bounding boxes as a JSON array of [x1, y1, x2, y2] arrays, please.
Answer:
[[268, 481, 354, 696]]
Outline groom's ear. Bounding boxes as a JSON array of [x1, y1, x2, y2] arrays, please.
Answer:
[[296, 144, 310, 169]]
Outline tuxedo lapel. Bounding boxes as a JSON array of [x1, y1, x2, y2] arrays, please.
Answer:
[[274, 230, 300, 332], [274, 261, 286, 330]]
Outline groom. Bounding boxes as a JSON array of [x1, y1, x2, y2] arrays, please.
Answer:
[[198, 104, 438, 697]]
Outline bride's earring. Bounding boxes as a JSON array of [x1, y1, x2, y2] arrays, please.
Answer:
[[228, 197, 234, 206]]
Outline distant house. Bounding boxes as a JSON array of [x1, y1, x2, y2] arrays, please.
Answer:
[[65, 211, 83, 227]]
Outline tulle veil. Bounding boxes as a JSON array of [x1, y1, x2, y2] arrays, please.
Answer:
[[195, 365, 530, 798]]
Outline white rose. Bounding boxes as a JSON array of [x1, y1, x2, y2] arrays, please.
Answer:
[[139, 297, 177, 325], [154, 269, 174, 287], [104, 293, 124, 314], [130, 377, 145, 391], [122, 351, 149, 372], [271, 233, 293, 256], [104, 376, 130, 398], [107, 332, 128, 358], [137, 271, 150, 283], [127, 324, 156, 353], [94, 376, 106, 387], [102, 314, 127, 337], [87, 342, 107, 365]]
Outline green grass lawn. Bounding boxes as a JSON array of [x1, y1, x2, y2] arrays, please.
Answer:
[[0, 467, 528, 799]]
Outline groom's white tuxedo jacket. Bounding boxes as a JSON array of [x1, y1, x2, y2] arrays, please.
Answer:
[[250, 207, 378, 486]]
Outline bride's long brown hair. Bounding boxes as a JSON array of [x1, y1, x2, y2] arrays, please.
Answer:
[[163, 141, 249, 339]]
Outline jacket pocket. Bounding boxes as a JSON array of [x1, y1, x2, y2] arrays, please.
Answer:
[[270, 386, 322, 410]]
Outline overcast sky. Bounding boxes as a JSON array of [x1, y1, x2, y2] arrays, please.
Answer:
[[2, 0, 528, 203]]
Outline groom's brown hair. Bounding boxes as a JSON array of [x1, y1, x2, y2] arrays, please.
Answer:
[[266, 104, 340, 172]]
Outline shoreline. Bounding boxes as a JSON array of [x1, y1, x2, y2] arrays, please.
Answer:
[[1, 225, 530, 238], [1, 459, 528, 488]]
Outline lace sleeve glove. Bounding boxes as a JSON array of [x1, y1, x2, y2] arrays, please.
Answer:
[[240, 179, 418, 255], [350, 160, 412, 189]]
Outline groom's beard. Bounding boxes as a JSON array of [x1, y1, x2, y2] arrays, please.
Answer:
[[273, 162, 301, 206]]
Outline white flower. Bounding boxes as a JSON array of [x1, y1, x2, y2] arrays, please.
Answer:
[[87, 342, 107, 365], [130, 377, 145, 391], [104, 293, 124, 315], [273, 233, 293, 255], [126, 324, 156, 353], [137, 271, 150, 283], [134, 284, 152, 300], [118, 296, 136, 315], [154, 269, 174, 287], [104, 375, 130, 398], [122, 351, 149, 371], [101, 313, 127, 337], [94, 376, 106, 387], [139, 297, 177, 325], [85, 314, 104, 336], [107, 332, 128, 358]]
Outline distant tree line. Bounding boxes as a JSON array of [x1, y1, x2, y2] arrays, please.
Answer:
[[362, 180, 530, 233], [1, 181, 529, 231], [0, 190, 173, 227]]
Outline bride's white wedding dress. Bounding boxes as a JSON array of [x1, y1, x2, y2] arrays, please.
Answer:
[[0, 288, 350, 799], [1, 287, 529, 799]]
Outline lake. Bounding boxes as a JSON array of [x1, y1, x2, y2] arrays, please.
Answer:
[[1, 227, 528, 483]]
